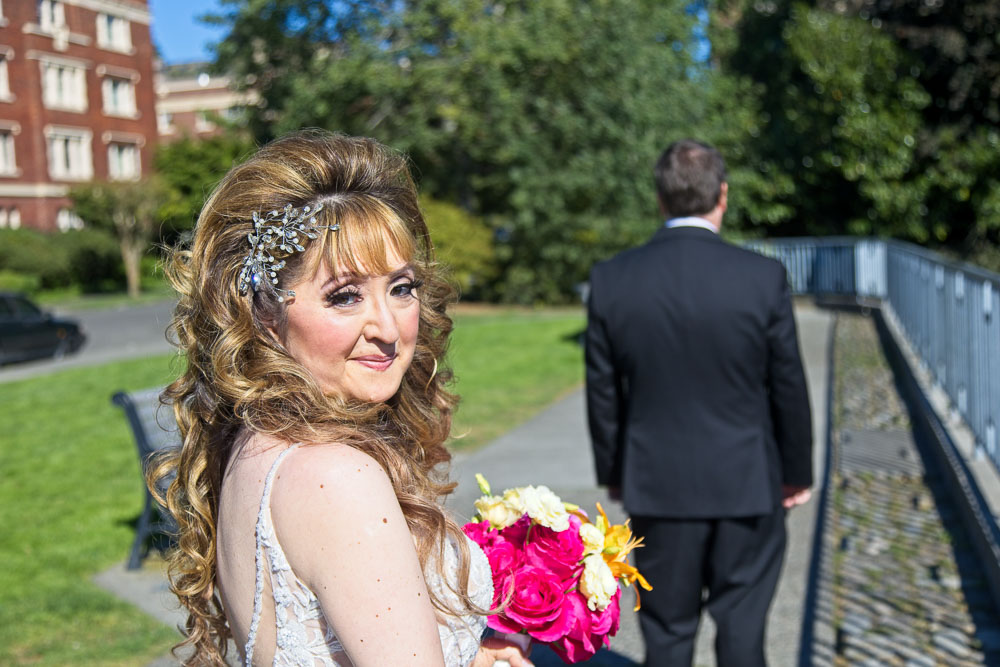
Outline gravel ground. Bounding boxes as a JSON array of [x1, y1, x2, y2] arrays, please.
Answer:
[[813, 313, 1000, 666]]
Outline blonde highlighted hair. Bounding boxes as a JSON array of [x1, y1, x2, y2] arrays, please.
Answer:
[[149, 130, 474, 665]]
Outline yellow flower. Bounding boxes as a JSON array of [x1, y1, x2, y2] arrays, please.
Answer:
[[474, 494, 521, 530], [595, 502, 653, 612]]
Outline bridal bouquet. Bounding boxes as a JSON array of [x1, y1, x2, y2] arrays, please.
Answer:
[[462, 474, 651, 664]]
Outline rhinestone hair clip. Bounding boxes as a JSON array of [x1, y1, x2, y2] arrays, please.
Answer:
[[237, 202, 338, 301]]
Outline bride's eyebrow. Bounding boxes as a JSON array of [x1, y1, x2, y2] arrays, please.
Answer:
[[320, 264, 415, 290], [388, 264, 416, 280], [320, 271, 360, 290]]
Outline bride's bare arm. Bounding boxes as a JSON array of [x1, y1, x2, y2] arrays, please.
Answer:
[[270, 444, 446, 666]]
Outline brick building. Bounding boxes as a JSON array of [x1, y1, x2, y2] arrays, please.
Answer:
[[155, 62, 256, 142], [0, 0, 157, 232]]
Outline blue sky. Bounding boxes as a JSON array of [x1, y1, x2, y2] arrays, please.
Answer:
[[149, 0, 227, 64]]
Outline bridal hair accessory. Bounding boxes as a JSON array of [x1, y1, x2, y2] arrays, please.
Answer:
[[237, 202, 337, 301]]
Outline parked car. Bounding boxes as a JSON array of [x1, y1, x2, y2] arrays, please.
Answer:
[[0, 292, 86, 365]]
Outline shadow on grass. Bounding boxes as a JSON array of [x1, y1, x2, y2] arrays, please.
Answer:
[[562, 328, 586, 347]]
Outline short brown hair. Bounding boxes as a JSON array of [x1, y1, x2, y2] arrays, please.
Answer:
[[654, 139, 727, 218]]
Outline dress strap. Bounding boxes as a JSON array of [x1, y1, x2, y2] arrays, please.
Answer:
[[244, 444, 302, 666]]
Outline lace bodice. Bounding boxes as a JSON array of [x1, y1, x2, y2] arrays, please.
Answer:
[[244, 445, 492, 666]]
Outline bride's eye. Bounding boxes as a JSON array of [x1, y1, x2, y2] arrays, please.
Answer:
[[325, 286, 362, 307], [391, 279, 423, 299]]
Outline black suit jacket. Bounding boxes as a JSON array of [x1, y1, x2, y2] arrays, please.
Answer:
[[586, 226, 813, 518]]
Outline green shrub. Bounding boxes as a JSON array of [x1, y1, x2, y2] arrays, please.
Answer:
[[420, 197, 497, 299], [0, 270, 40, 293], [57, 228, 125, 293], [0, 228, 73, 288], [0, 227, 124, 293]]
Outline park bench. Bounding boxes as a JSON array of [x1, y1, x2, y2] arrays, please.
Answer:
[[112, 386, 180, 570]]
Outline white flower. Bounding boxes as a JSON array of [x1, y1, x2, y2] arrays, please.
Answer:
[[475, 494, 522, 529], [579, 522, 606, 555], [505, 485, 569, 532], [579, 553, 618, 611], [501, 486, 529, 514]]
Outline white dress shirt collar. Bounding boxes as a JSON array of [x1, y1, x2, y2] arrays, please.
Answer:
[[665, 216, 718, 234]]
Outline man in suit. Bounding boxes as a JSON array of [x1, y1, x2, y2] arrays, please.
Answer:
[[585, 139, 813, 667]]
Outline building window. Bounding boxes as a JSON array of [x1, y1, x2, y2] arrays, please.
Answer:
[[38, 0, 65, 32], [0, 54, 10, 101], [56, 207, 84, 231], [108, 142, 140, 180], [195, 111, 216, 133], [102, 76, 136, 116], [157, 112, 173, 134], [45, 127, 92, 181], [41, 60, 87, 112], [96, 13, 131, 52], [0, 129, 14, 175], [0, 207, 20, 229]]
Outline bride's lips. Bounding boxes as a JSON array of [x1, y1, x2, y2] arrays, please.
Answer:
[[352, 354, 396, 371]]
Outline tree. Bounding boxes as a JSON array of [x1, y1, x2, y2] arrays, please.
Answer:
[[69, 178, 171, 298], [711, 0, 1000, 257], [155, 132, 256, 243], [205, 0, 715, 302]]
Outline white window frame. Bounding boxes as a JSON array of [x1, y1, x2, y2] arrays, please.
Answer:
[[156, 111, 174, 134], [40, 57, 87, 112], [101, 75, 136, 117], [96, 13, 132, 53], [44, 126, 92, 181], [195, 111, 216, 133], [56, 207, 83, 231], [0, 128, 16, 176], [38, 0, 66, 33], [0, 50, 11, 102], [0, 207, 20, 229], [107, 141, 140, 181]]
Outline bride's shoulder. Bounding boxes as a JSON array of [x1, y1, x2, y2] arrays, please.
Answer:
[[267, 443, 418, 593], [270, 443, 399, 525]]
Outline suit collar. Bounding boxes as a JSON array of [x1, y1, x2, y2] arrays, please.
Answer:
[[651, 225, 723, 244]]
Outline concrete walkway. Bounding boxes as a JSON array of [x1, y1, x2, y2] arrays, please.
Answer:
[[102, 302, 832, 666]]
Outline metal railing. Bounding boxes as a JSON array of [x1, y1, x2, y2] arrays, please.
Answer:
[[747, 237, 1000, 466]]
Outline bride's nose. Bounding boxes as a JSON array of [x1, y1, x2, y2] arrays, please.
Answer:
[[361, 294, 400, 344]]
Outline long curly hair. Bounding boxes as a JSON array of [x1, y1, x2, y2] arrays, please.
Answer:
[[148, 130, 476, 666]]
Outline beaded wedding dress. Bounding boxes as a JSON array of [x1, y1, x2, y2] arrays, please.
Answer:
[[242, 445, 492, 666]]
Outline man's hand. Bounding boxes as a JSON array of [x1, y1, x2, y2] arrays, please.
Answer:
[[782, 485, 812, 509]]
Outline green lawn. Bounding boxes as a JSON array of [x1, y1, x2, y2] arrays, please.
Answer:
[[0, 306, 584, 664], [449, 308, 585, 449]]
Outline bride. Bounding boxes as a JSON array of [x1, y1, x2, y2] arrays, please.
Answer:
[[149, 130, 531, 666]]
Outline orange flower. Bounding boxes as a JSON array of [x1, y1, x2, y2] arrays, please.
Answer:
[[595, 502, 653, 612]]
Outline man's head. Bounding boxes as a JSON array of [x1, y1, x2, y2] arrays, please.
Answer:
[[654, 139, 727, 219]]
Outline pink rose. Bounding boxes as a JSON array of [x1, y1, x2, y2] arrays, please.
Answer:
[[487, 564, 575, 642], [590, 589, 621, 638], [486, 539, 523, 576], [462, 520, 493, 548], [498, 515, 531, 548], [549, 592, 595, 663], [524, 515, 585, 583], [549, 590, 622, 663]]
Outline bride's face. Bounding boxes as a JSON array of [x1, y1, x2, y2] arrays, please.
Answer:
[[277, 249, 421, 403]]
